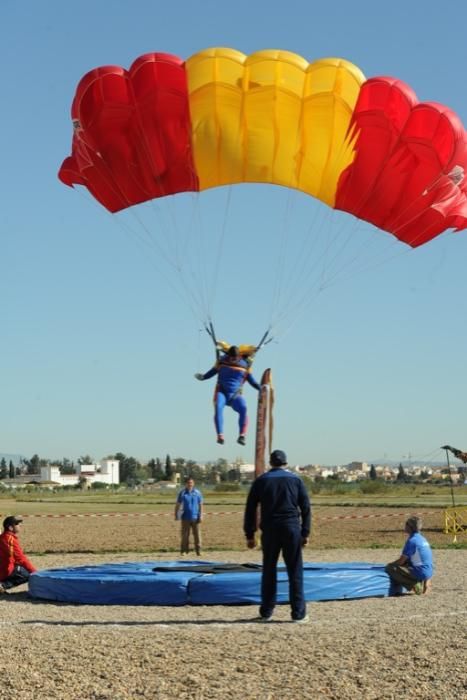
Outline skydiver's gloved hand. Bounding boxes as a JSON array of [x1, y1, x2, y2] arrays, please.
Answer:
[[194, 373, 204, 381]]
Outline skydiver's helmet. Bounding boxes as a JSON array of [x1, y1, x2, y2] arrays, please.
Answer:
[[227, 345, 240, 358]]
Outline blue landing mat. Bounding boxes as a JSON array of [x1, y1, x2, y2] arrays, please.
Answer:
[[29, 561, 391, 605]]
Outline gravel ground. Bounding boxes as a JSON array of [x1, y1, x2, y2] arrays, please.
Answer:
[[0, 548, 465, 700]]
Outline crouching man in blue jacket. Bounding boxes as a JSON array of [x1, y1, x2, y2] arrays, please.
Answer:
[[385, 516, 433, 595]]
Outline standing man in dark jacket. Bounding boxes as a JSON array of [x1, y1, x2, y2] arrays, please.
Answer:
[[244, 450, 311, 623]]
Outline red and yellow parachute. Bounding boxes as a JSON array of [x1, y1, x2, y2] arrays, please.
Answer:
[[60, 47, 467, 248]]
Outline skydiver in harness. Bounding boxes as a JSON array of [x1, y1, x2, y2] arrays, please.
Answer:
[[195, 345, 261, 445]]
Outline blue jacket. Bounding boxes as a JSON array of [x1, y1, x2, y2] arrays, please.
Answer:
[[243, 467, 311, 539], [402, 532, 433, 580], [202, 354, 260, 400], [176, 487, 203, 521]]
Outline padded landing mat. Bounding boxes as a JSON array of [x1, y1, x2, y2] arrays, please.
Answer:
[[29, 560, 391, 605]]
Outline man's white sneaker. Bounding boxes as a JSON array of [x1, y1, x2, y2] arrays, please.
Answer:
[[291, 614, 309, 624]]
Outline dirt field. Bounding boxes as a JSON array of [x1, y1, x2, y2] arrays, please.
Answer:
[[12, 506, 455, 554], [0, 506, 465, 699]]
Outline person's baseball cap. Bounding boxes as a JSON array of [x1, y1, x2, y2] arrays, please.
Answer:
[[270, 450, 287, 467], [2, 516, 23, 530]]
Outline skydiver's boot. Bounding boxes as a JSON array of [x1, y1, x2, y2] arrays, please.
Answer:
[[217, 434, 224, 445], [237, 435, 246, 446]]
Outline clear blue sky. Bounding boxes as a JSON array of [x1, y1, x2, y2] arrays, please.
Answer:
[[2, 0, 467, 466]]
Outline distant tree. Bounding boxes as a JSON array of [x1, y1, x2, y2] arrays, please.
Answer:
[[9, 461, 15, 479], [78, 455, 94, 465], [216, 458, 229, 482], [369, 464, 377, 480], [60, 459, 76, 475], [397, 463, 406, 482], [147, 458, 164, 481], [165, 454, 173, 480], [25, 454, 43, 475], [174, 457, 186, 479], [185, 460, 201, 479], [111, 453, 142, 484], [77, 475, 88, 490], [227, 467, 241, 482], [0, 458, 7, 480]]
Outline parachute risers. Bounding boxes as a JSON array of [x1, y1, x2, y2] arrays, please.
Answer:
[[255, 369, 273, 478]]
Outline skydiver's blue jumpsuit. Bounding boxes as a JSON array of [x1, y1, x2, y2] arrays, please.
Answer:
[[200, 354, 261, 437], [244, 467, 311, 620]]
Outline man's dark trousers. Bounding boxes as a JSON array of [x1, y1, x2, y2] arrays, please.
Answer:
[[1, 565, 30, 590], [260, 523, 306, 620]]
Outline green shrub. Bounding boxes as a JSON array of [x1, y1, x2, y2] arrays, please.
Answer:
[[358, 479, 390, 494], [212, 482, 241, 493]]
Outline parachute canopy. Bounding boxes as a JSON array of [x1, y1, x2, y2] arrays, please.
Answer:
[[60, 48, 467, 248]]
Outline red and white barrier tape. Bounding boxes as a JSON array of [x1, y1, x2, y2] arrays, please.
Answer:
[[11, 510, 436, 521]]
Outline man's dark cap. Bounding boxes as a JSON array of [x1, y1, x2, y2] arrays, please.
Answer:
[[270, 450, 287, 467], [3, 516, 23, 530], [228, 345, 240, 357]]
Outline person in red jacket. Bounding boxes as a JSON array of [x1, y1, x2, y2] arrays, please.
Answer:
[[0, 516, 37, 592]]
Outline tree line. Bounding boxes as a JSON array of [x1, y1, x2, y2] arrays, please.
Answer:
[[0, 454, 244, 487]]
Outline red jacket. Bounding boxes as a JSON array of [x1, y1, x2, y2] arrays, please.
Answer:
[[0, 530, 37, 579]]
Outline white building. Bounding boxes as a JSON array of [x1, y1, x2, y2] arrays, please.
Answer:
[[40, 459, 120, 487]]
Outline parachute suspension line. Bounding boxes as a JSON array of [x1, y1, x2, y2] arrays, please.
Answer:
[[267, 186, 296, 326], [204, 319, 220, 361], [267, 81, 306, 331], [265, 192, 362, 337], [128, 202, 211, 322], [271, 202, 336, 330], [266, 111, 379, 336], [185, 185, 233, 329], [118, 215, 208, 324], [70, 130, 212, 326], [273, 219, 401, 343], [190, 192, 217, 322], [208, 185, 233, 313], [266, 211, 390, 342], [287, 124, 421, 294], [123, 98, 216, 327], [383, 170, 449, 246], [255, 328, 273, 353], [170, 191, 211, 323], [82, 191, 208, 325], [271, 133, 456, 332], [312, 168, 455, 290]]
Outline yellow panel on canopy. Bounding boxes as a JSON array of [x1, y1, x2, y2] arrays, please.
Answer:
[[185, 48, 365, 206]]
